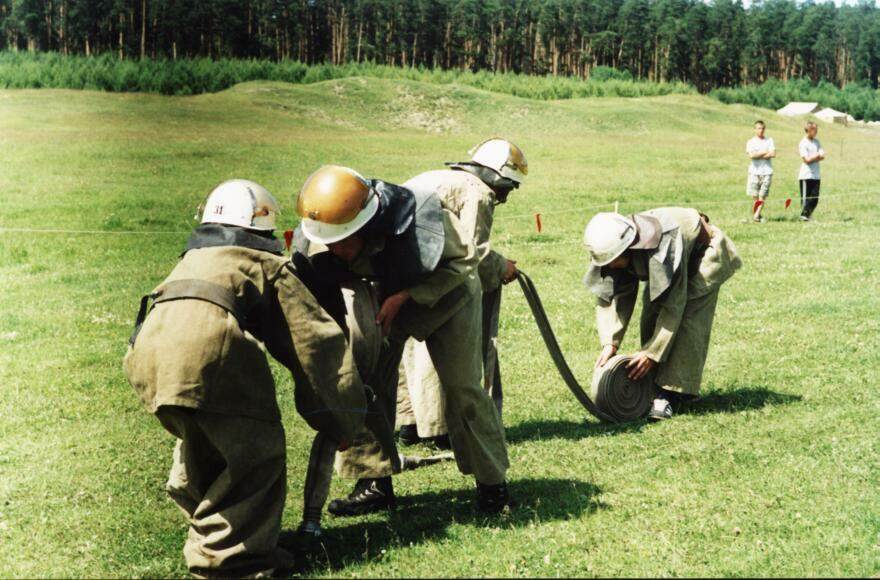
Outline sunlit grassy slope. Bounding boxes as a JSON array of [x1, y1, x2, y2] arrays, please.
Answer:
[[1, 77, 878, 577]]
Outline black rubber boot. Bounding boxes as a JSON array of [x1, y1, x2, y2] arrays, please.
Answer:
[[476, 481, 515, 514], [328, 477, 396, 516], [279, 521, 325, 556], [398, 424, 421, 446], [429, 434, 452, 450]]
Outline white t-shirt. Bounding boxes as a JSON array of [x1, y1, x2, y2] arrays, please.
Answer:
[[746, 136, 775, 176], [798, 137, 823, 180]]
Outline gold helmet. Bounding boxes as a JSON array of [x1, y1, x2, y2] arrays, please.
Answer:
[[296, 165, 379, 244], [470, 138, 528, 184]]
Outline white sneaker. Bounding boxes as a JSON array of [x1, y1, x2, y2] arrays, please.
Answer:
[[799, 215, 810, 222], [648, 397, 673, 421]]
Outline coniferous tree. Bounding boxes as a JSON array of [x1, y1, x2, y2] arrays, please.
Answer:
[[0, 0, 877, 89]]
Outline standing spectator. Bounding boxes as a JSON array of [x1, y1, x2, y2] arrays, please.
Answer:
[[746, 120, 775, 223], [798, 121, 826, 222]]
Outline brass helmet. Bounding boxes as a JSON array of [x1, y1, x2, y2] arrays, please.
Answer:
[[296, 165, 379, 244], [470, 138, 528, 184]]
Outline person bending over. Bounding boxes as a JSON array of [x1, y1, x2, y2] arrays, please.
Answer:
[[584, 208, 742, 420]]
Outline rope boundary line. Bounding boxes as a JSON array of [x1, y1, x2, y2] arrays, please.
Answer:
[[1, 190, 877, 237], [496, 189, 880, 221]]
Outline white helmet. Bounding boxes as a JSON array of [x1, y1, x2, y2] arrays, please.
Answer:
[[583, 212, 637, 267], [470, 138, 528, 184], [200, 179, 280, 231]]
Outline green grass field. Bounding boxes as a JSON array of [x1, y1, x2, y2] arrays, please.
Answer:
[[1, 77, 879, 577]]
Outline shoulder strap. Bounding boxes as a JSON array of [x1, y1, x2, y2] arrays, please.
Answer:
[[128, 279, 245, 346], [154, 279, 245, 320], [129, 292, 158, 346]]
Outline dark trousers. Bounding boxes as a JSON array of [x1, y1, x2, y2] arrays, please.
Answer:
[[800, 179, 820, 218], [481, 286, 503, 415]]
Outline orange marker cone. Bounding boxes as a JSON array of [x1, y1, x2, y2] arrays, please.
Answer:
[[535, 213, 543, 233], [284, 229, 294, 251], [784, 198, 792, 209]]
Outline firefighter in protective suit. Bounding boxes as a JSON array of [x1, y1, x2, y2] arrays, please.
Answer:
[[123, 180, 368, 577], [293, 165, 512, 516], [584, 208, 742, 420], [396, 139, 527, 447]]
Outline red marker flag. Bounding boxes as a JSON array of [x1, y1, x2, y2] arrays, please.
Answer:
[[752, 199, 764, 214], [535, 213, 543, 233], [784, 198, 792, 209], [283, 229, 294, 251]]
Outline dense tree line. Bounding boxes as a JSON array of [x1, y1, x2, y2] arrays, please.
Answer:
[[0, 0, 878, 91]]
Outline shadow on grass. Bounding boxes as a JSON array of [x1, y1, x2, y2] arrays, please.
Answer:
[[505, 386, 801, 444], [504, 417, 647, 444], [767, 214, 854, 224], [283, 477, 603, 574], [682, 386, 802, 416]]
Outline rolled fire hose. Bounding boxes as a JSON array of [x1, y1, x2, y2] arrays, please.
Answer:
[[589, 353, 655, 422], [516, 271, 655, 423]]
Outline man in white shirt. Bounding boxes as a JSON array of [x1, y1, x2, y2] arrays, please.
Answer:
[[745, 120, 775, 223], [798, 121, 825, 222]]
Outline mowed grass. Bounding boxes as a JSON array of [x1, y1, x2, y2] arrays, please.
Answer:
[[1, 78, 879, 577]]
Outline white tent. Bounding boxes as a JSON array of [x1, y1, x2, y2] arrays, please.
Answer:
[[814, 107, 849, 125], [777, 102, 820, 116]]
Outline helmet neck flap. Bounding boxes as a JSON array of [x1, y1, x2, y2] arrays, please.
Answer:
[[184, 223, 283, 257], [361, 180, 417, 239], [446, 162, 519, 203]]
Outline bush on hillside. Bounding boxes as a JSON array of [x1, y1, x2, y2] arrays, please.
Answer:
[[0, 51, 693, 100], [3, 51, 877, 119], [710, 78, 880, 121], [589, 66, 633, 82]]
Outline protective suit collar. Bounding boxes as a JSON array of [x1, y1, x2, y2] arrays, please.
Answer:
[[184, 223, 283, 256]]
